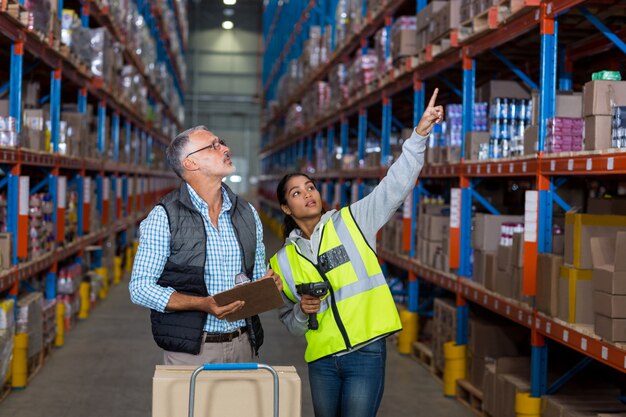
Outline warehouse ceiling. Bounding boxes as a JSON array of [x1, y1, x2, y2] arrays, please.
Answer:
[[189, 0, 262, 33]]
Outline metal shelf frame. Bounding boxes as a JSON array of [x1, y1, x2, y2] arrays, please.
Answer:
[[0, 5, 179, 307], [260, 0, 626, 397]]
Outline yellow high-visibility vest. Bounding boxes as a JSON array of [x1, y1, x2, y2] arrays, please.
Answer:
[[270, 207, 402, 362]]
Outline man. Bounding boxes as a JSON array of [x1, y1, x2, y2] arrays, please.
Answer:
[[129, 126, 282, 365]]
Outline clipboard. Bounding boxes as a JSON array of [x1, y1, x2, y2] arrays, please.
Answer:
[[213, 278, 284, 322]]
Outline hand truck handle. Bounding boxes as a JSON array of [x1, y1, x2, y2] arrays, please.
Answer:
[[188, 363, 279, 417]]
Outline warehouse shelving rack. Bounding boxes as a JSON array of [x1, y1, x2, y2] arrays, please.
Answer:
[[0, 0, 182, 335], [261, 0, 626, 401]]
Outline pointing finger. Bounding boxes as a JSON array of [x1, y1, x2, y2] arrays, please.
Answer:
[[428, 88, 439, 108]]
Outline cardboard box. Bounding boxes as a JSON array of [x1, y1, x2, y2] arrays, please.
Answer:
[[584, 115, 612, 151], [497, 244, 514, 273], [590, 232, 626, 272], [417, 1, 447, 31], [392, 29, 419, 58], [582, 80, 626, 116], [485, 252, 498, 291], [472, 214, 524, 252], [542, 395, 626, 417], [595, 315, 626, 342], [593, 291, 626, 318], [0, 233, 12, 269], [536, 254, 563, 317], [482, 357, 531, 417], [469, 352, 487, 390], [469, 318, 527, 358], [555, 92, 583, 118], [465, 131, 490, 160], [552, 232, 565, 255], [473, 249, 495, 286], [564, 212, 626, 270], [0, 100, 8, 117], [152, 365, 301, 417], [495, 268, 515, 298], [499, 374, 530, 417], [523, 125, 538, 155], [426, 215, 448, 242], [558, 266, 593, 324], [477, 80, 531, 103], [587, 198, 626, 215], [511, 233, 524, 268], [593, 266, 626, 295]]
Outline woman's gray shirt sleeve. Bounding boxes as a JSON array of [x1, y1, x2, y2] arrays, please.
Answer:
[[349, 130, 428, 249]]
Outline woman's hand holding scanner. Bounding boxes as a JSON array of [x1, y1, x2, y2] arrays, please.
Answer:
[[415, 88, 444, 137], [297, 282, 330, 330]]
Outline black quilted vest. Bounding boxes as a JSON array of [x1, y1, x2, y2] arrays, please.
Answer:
[[150, 182, 264, 355]]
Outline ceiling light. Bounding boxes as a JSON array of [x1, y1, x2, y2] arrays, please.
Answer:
[[223, 0, 236, 5], [229, 175, 242, 183], [222, 20, 234, 30], [223, 8, 234, 16]]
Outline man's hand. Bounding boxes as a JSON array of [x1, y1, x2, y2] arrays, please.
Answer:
[[263, 268, 283, 292], [415, 88, 444, 137], [165, 292, 243, 319], [300, 294, 321, 314], [204, 296, 245, 320]]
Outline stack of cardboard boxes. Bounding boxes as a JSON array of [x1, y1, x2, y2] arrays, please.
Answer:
[[559, 210, 626, 325], [416, 1, 447, 52], [590, 232, 626, 343], [467, 316, 528, 391], [472, 213, 523, 290], [583, 80, 626, 151], [432, 298, 456, 373], [416, 202, 450, 271], [482, 357, 531, 417], [380, 216, 405, 256], [542, 393, 626, 417]]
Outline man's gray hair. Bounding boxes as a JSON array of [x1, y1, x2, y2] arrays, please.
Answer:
[[166, 125, 210, 179]]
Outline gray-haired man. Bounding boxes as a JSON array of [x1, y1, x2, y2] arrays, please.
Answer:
[[129, 126, 282, 365]]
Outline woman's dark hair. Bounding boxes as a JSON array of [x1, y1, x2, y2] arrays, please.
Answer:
[[276, 172, 323, 240]]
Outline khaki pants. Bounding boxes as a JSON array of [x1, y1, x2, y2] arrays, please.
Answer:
[[163, 332, 255, 366]]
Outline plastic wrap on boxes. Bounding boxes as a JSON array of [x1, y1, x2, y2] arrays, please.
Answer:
[[348, 50, 379, 96], [545, 117, 584, 153], [0, 116, 18, 148], [489, 98, 532, 159], [329, 64, 349, 110], [285, 104, 304, 134], [302, 82, 331, 124], [25, 0, 52, 34], [613, 106, 626, 148], [0, 298, 14, 385], [374, 28, 391, 76], [17, 292, 44, 359]]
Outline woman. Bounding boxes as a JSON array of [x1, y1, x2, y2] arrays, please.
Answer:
[[269, 89, 443, 417]]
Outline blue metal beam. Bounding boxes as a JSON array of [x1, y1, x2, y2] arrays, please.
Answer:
[[491, 49, 539, 90], [367, 122, 381, 138], [471, 189, 501, 215], [30, 177, 49, 194], [546, 357, 593, 395], [0, 177, 8, 190], [392, 116, 405, 131], [358, 110, 367, 162], [436, 75, 462, 98], [552, 192, 572, 212], [10, 43, 24, 134], [462, 57, 475, 164], [553, 176, 568, 189], [578, 6, 626, 55], [50, 70, 61, 153]]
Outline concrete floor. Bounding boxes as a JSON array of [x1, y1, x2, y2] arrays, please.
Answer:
[[0, 226, 473, 417]]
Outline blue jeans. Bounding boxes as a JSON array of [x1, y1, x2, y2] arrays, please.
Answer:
[[308, 338, 386, 417]]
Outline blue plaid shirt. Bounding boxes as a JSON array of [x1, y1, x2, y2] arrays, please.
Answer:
[[129, 183, 266, 333]]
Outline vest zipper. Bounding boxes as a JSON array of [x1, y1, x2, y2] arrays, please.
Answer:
[[293, 225, 353, 351]]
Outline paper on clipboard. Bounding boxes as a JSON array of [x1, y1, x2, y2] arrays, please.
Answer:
[[213, 278, 284, 322]]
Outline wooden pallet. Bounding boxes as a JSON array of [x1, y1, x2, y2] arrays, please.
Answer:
[[0, 382, 10, 404], [498, 0, 540, 23], [426, 29, 459, 61], [456, 379, 485, 417], [458, 6, 500, 42], [412, 341, 435, 372], [27, 350, 44, 384]]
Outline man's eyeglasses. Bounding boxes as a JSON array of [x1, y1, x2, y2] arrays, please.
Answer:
[[185, 139, 226, 158]]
